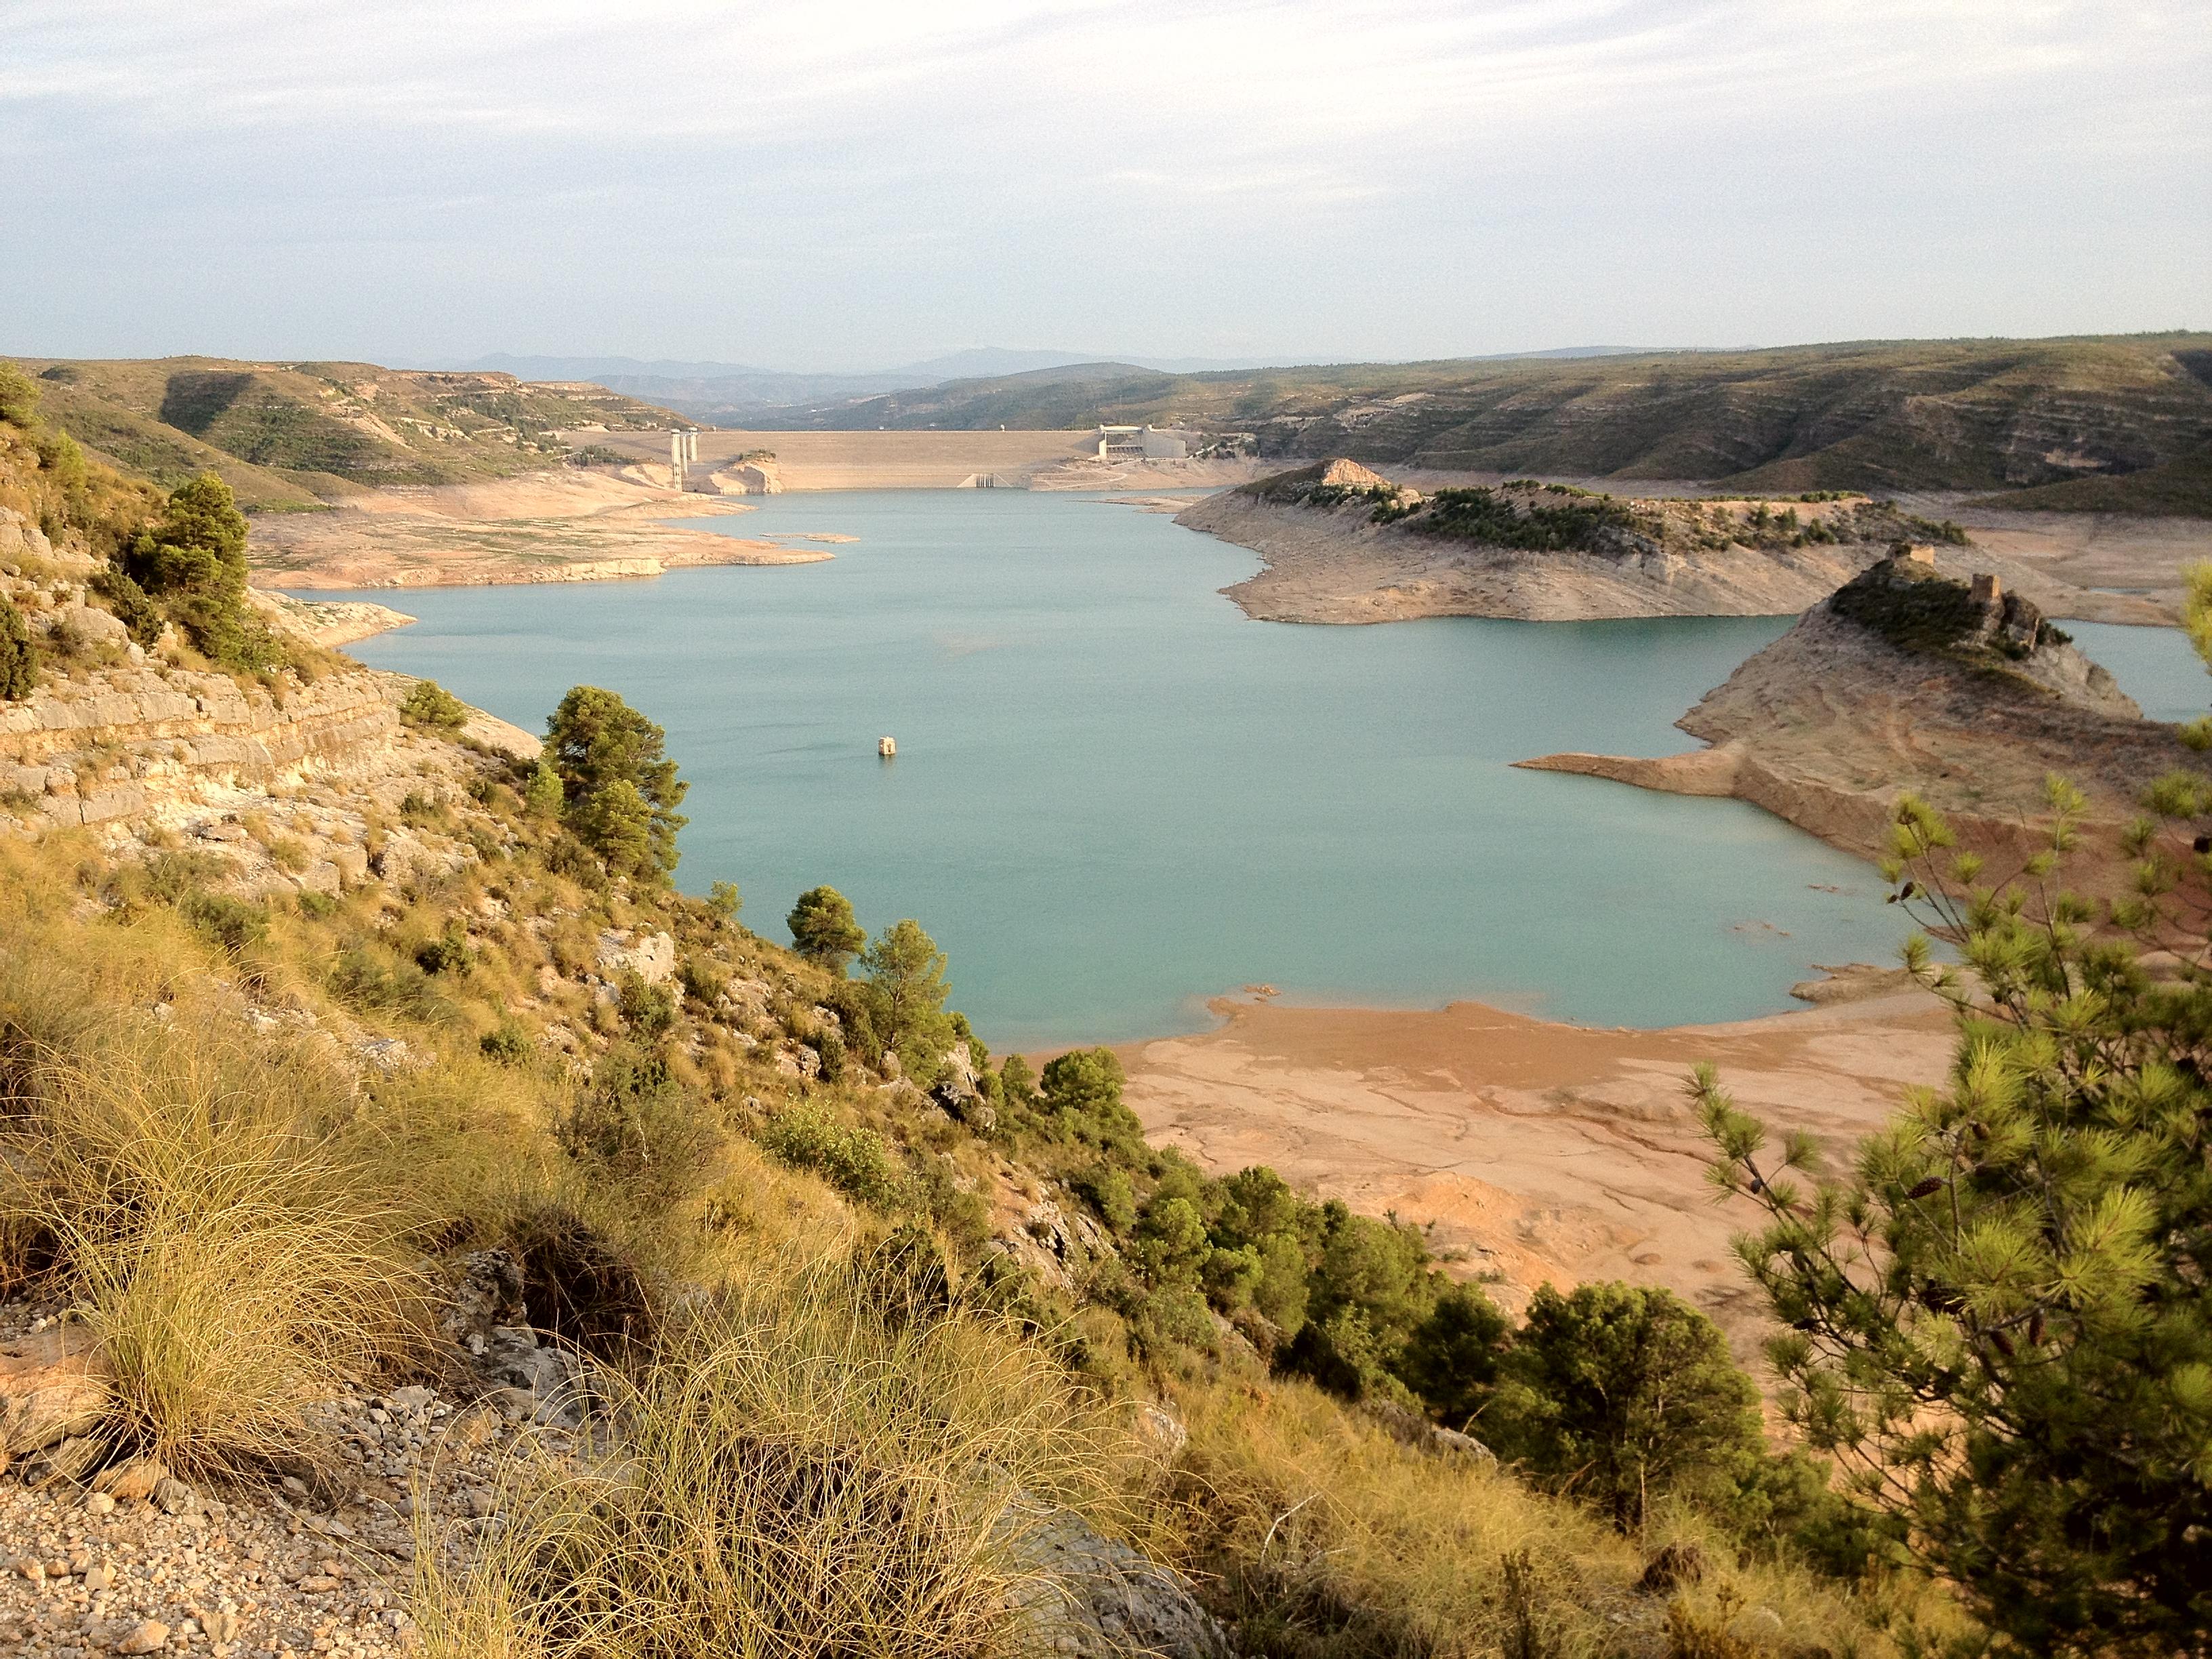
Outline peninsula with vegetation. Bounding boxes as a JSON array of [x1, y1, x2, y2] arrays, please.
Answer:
[[1518, 548, 2212, 872]]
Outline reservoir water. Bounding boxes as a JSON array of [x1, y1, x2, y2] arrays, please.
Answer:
[[337, 491, 1933, 1048]]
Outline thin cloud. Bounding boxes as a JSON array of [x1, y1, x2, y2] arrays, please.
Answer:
[[2, 0, 2203, 362]]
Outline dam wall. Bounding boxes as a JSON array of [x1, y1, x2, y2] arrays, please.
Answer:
[[568, 429, 1097, 491]]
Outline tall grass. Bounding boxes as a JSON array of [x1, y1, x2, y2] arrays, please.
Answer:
[[0, 900, 438, 1476], [414, 1256, 1146, 1659], [1164, 1379, 1965, 1659]]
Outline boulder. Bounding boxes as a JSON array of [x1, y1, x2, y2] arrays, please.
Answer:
[[0, 1330, 107, 1459], [1361, 1399, 1496, 1466], [596, 928, 675, 987], [1006, 1503, 1232, 1659], [42, 605, 130, 649], [93, 1458, 169, 1502]]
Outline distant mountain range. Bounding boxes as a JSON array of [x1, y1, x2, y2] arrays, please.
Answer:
[[456, 346, 1665, 422]]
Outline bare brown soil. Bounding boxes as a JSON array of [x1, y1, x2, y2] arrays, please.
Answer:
[[1122, 987, 1954, 1361]]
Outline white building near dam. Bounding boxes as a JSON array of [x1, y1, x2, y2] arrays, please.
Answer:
[[1095, 424, 1192, 460]]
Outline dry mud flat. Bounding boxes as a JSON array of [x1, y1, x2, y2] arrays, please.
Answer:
[[1123, 987, 1953, 1363], [249, 470, 830, 592]]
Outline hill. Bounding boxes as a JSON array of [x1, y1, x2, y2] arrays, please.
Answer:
[[4, 356, 686, 512], [770, 334, 2212, 513]]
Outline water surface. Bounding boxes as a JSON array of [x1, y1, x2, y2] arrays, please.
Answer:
[[337, 491, 1915, 1047], [2066, 620, 2207, 723]]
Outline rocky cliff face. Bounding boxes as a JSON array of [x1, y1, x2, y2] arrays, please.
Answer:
[[0, 510, 412, 830], [0, 508, 531, 901]]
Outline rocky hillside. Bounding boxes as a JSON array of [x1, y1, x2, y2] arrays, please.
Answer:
[[0, 391, 1969, 1652], [1178, 459, 1988, 623], [1519, 552, 2205, 872], [781, 334, 2212, 514], [5, 357, 687, 512]]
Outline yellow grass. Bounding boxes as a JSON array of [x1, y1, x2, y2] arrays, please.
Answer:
[[415, 1256, 1147, 1659], [1162, 1378, 1966, 1658]]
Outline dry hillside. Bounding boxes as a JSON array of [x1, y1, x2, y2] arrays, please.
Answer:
[[7, 357, 686, 512]]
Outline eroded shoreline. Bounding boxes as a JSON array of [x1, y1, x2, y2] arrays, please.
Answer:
[[1121, 982, 1953, 1362]]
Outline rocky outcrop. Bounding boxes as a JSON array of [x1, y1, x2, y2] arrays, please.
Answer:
[[0, 507, 518, 845], [0, 665, 401, 828], [1517, 557, 2208, 872], [596, 927, 676, 987], [1179, 466, 2151, 626]]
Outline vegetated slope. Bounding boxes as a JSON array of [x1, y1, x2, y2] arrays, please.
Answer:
[[7, 356, 687, 510], [785, 334, 2212, 512], [1179, 457, 1983, 623], [0, 373, 1969, 1656], [1519, 552, 2205, 871]]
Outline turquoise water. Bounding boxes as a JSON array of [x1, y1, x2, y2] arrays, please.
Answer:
[[2066, 620, 2208, 723], [333, 491, 1919, 1048]]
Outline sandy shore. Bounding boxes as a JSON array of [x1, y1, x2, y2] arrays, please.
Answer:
[[1121, 985, 1953, 1363], [248, 470, 836, 598]]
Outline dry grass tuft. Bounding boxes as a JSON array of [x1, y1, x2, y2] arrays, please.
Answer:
[[415, 1256, 1143, 1659], [0, 944, 437, 1477]]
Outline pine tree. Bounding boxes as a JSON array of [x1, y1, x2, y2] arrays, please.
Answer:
[[545, 687, 687, 882], [1702, 779, 2212, 1652], [858, 919, 955, 1080], [787, 885, 865, 972]]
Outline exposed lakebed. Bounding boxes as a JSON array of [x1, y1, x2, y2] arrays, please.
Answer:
[[333, 491, 1949, 1048]]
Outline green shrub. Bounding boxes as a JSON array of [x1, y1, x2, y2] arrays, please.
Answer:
[[558, 1044, 722, 1212], [479, 1021, 531, 1066], [414, 928, 472, 976], [0, 598, 37, 701], [328, 945, 450, 1021], [758, 1105, 905, 1210], [677, 954, 727, 1005], [1828, 559, 1985, 655], [1070, 1162, 1136, 1231], [1486, 1282, 1763, 1529], [618, 970, 675, 1037], [398, 678, 468, 732], [87, 567, 162, 648], [179, 891, 268, 957], [812, 1028, 847, 1084], [1413, 485, 1643, 552]]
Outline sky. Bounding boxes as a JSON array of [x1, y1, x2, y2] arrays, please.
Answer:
[[5, 0, 2207, 372]]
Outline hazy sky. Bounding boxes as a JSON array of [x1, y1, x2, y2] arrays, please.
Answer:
[[6, 0, 2206, 371]]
